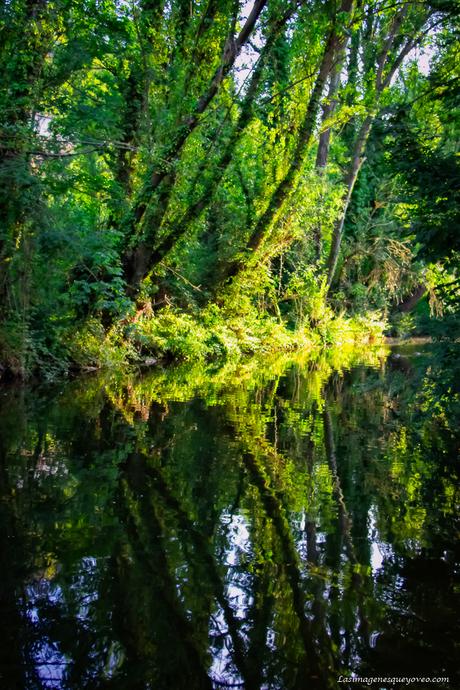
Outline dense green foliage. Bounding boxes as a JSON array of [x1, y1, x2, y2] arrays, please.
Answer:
[[0, 0, 459, 377]]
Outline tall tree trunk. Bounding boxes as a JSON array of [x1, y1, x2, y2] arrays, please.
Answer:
[[124, 6, 291, 290], [315, 65, 342, 172], [0, 0, 53, 315], [326, 114, 372, 291], [325, 2, 429, 294], [313, 61, 343, 262], [126, 0, 268, 239], [221, 0, 355, 283]]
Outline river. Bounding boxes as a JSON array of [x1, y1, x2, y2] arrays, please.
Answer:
[[0, 343, 458, 689]]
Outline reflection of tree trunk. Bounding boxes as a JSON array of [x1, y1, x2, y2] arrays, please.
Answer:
[[242, 450, 335, 689], [323, 405, 370, 644], [304, 408, 319, 564], [227, 390, 338, 686], [245, 547, 275, 688], [133, 456, 253, 686], [0, 448, 33, 688], [323, 407, 355, 554], [305, 407, 330, 655], [307, 523, 331, 667], [115, 473, 213, 689]]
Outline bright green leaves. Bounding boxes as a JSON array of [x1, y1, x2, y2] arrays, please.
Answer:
[[1, 0, 458, 377]]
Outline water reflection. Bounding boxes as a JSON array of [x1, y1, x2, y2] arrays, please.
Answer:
[[0, 344, 458, 689]]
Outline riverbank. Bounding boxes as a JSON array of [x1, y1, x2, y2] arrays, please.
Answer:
[[0, 304, 386, 381], [384, 336, 433, 346]]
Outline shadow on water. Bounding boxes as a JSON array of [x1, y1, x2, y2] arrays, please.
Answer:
[[0, 343, 459, 689]]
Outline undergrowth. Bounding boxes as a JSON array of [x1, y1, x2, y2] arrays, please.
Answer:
[[61, 304, 385, 377], [0, 299, 386, 380]]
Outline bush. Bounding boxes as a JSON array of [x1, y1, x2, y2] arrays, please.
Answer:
[[66, 319, 136, 370], [132, 309, 209, 361]]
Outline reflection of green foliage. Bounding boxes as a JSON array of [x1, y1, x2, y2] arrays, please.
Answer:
[[0, 343, 458, 687]]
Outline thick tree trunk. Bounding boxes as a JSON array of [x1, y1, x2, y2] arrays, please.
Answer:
[[397, 283, 427, 312], [124, 7, 292, 291], [127, 0, 267, 233]]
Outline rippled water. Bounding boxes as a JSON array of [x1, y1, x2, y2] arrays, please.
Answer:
[[0, 343, 459, 689]]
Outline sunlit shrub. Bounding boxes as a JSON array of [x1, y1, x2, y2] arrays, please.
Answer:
[[66, 319, 135, 369], [133, 309, 208, 361]]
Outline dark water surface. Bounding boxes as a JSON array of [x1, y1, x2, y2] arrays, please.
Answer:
[[0, 344, 459, 690]]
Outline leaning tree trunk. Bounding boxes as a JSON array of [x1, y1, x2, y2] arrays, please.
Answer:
[[397, 283, 427, 313], [123, 0, 268, 286], [221, 0, 355, 284], [325, 115, 373, 292], [124, 9, 297, 289], [324, 2, 430, 295]]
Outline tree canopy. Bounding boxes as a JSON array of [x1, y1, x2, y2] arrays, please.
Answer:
[[0, 0, 459, 377]]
